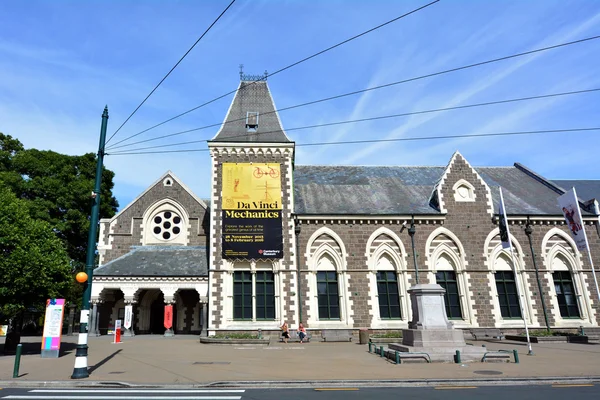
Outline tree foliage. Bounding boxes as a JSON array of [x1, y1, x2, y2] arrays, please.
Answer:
[[0, 185, 72, 319], [0, 132, 119, 268]]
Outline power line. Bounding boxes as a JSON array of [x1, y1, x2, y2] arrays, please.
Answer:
[[105, 0, 237, 145], [107, 34, 600, 151], [106, 87, 600, 153], [106, 0, 441, 149], [106, 127, 600, 155]]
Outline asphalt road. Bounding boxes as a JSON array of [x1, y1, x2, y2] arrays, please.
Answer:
[[0, 385, 598, 400]]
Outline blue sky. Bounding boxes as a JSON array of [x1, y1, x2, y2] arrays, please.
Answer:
[[1, 0, 599, 209]]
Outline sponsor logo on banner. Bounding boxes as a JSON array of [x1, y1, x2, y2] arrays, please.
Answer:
[[221, 163, 284, 259], [558, 188, 587, 252]]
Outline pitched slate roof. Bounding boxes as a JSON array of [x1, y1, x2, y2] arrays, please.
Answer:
[[293, 165, 596, 216], [551, 180, 600, 202], [94, 246, 208, 277], [210, 80, 292, 143], [293, 165, 445, 215]]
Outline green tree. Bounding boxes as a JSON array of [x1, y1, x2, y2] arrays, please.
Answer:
[[0, 133, 119, 267], [0, 184, 72, 352]]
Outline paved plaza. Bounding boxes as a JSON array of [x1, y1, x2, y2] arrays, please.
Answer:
[[1, 334, 599, 387]]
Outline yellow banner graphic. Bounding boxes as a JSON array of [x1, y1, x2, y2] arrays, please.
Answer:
[[222, 163, 282, 210]]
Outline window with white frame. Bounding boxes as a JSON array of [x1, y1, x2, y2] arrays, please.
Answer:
[[233, 271, 275, 320], [495, 270, 522, 319], [377, 271, 401, 319], [435, 254, 462, 319], [551, 254, 581, 319], [317, 271, 340, 320]]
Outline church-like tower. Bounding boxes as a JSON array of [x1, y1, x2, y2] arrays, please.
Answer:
[[207, 74, 297, 333]]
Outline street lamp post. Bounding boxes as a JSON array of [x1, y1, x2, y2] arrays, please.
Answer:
[[71, 106, 108, 379], [408, 215, 419, 284], [294, 218, 302, 324], [525, 219, 551, 333]]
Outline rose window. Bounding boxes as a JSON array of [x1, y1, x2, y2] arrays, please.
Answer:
[[151, 211, 182, 241]]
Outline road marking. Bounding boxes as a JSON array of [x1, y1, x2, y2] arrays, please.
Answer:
[[314, 388, 359, 391], [31, 390, 245, 393], [4, 396, 242, 400], [551, 384, 594, 388], [435, 386, 478, 390]]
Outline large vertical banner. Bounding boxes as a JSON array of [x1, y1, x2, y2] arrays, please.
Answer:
[[498, 188, 511, 249], [558, 188, 587, 251], [221, 163, 283, 259], [41, 298, 65, 358]]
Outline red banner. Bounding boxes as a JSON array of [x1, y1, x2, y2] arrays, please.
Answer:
[[164, 305, 173, 329]]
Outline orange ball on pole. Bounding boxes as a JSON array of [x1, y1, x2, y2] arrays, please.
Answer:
[[75, 272, 88, 283]]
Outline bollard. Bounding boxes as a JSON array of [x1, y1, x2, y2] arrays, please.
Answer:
[[368, 342, 372, 353], [580, 326, 585, 336], [13, 344, 22, 378], [380, 346, 384, 358], [258, 329, 262, 339], [455, 350, 461, 364], [513, 349, 520, 364], [395, 351, 400, 364]]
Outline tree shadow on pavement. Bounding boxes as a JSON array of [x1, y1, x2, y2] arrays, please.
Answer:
[[88, 349, 122, 374]]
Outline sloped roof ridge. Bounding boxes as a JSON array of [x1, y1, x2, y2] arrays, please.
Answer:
[[296, 164, 446, 168], [104, 171, 207, 223]]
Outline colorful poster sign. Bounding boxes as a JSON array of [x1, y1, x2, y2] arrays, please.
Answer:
[[124, 305, 132, 329], [558, 188, 587, 252], [221, 163, 284, 259], [41, 298, 65, 358], [164, 305, 173, 329]]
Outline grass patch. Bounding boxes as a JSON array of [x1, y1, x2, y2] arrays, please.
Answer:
[[371, 331, 403, 338], [213, 333, 260, 339]]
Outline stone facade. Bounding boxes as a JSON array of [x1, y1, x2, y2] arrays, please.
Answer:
[[91, 78, 600, 337]]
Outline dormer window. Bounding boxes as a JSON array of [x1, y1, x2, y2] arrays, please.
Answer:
[[246, 112, 259, 132]]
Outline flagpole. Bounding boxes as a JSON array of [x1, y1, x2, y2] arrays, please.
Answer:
[[572, 188, 600, 304], [500, 188, 533, 356]]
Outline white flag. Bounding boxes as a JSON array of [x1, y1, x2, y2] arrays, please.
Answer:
[[498, 188, 511, 249], [558, 188, 587, 252]]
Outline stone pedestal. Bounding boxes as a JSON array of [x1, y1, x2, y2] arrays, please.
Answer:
[[394, 284, 486, 362]]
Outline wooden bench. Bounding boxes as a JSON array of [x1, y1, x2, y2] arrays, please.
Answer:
[[469, 328, 504, 340], [321, 329, 353, 342], [280, 330, 311, 343]]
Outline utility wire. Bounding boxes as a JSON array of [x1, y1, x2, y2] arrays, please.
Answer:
[[107, 34, 600, 151], [106, 87, 600, 153], [106, 0, 441, 149], [105, 0, 237, 145], [106, 127, 600, 155]]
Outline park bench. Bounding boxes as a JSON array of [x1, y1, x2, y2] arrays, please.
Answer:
[[321, 329, 353, 342], [469, 328, 504, 341], [279, 329, 311, 343]]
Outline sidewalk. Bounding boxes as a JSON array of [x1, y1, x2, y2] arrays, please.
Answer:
[[1, 334, 599, 386]]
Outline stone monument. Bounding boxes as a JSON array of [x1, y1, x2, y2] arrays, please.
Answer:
[[389, 284, 486, 362]]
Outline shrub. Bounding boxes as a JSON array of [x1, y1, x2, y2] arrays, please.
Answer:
[[371, 331, 403, 338], [213, 333, 259, 339]]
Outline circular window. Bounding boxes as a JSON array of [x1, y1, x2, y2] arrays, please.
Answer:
[[151, 210, 183, 241]]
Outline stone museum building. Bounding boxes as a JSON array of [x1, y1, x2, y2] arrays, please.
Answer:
[[90, 76, 600, 337]]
